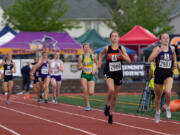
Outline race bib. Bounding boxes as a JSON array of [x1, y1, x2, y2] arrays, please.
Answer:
[[83, 67, 93, 73], [52, 69, 60, 76], [109, 62, 121, 72], [5, 70, 12, 76], [41, 68, 48, 74], [159, 60, 172, 69]]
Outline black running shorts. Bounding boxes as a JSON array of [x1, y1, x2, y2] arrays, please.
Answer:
[[154, 69, 173, 85]]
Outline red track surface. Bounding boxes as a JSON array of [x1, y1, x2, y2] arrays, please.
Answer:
[[0, 94, 180, 135]]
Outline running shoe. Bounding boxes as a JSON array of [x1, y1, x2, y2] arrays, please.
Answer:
[[4, 92, 8, 96], [37, 99, 41, 104], [52, 98, 58, 104], [54, 100, 58, 105], [108, 114, 113, 124], [44, 99, 48, 104], [52, 98, 55, 104], [104, 105, 110, 116], [166, 107, 171, 119], [6, 101, 10, 105], [85, 106, 91, 111], [154, 111, 160, 123]]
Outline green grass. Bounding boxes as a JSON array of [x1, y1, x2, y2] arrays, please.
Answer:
[[54, 95, 180, 121]]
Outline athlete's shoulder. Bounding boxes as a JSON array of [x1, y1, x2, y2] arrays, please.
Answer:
[[170, 45, 175, 52]]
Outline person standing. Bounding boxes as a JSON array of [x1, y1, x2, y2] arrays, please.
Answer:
[[98, 32, 131, 124], [0, 52, 16, 104], [21, 62, 31, 93], [78, 43, 98, 111], [148, 33, 177, 123]]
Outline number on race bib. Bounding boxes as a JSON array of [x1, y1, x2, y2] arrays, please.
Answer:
[[5, 70, 12, 76], [52, 69, 60, 76], [159, 60, 172, 69], [109, 62, 121, 72], [83, 67, 92, 73], [41, 69, 48, 74]]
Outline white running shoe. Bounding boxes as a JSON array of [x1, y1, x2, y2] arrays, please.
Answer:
[[166, 107, 171, 119], [155, 112, 160, 123], [52, 98, 55, 104]]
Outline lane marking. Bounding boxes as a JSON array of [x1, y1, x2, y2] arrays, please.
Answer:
[[0, 123, 21, 135], [0, 105, 96, 135], [11, 100, 172, 135]]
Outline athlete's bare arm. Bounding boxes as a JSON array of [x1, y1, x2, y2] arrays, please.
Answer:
[[59, 60, 64, 72], [98, 46, 108, 68], [92, 54, 98, 74], [78, 55, 83, 70], [148, 46, 163, 63], [48, 60, 52, 73], [120, 46, 131, 64], [170, 45, 177, 69], [0, 60, 5, 68], [12, 62, 16, 73]]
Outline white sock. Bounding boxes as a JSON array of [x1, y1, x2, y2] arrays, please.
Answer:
[[156, 110, 160, 114]]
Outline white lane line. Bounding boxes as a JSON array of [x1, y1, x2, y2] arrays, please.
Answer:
[[59, 102, 180, 125], [12, 100, 171, 135], [0, 123, 21, 135], [0, 105, 96, 135]]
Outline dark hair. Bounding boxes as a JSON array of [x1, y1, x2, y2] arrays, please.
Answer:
[[109, 31, 119, 38], [159, 33, 169, 40], [41, 51, 47, 56]]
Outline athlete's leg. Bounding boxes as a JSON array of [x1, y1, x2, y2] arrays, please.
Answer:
[[154, 84, 163, 112], [163, 77, 173, 119], [7, 81, 13, 102], [80, 78, 89, 107], [3, 81, 8, 95], [87, 81, 95, 96], [106, 78, 115, 106], [56, 81, 61, 99], [110, 84, 121, 113], [44, 77, 50, 101], [164, 77, 173, 107], [51, 78, 57, 98]]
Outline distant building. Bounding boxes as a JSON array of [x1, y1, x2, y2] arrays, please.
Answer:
[[0, 0, 112, 38]]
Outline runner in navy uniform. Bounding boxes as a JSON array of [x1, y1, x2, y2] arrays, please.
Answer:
[[35, 52, 51, 104], [98, 32, 131, 124], [0, 53, 16, 104], [148, 33, 177, 123]]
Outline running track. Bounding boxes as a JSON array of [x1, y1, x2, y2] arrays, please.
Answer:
[[0, 95, 180, 135]]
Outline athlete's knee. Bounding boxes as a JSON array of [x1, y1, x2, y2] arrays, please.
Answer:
[[89, 91, 94, 96]]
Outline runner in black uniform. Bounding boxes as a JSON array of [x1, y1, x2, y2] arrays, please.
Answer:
[[148, 33, 177, 123], [98, 32, 131, 124], [0, 53, 16, 104]]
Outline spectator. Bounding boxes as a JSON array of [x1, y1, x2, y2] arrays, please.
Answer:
[[21, 62, 31, 93]]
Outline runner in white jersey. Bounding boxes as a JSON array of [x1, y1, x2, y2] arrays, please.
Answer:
[[50, 52, 63, 104]]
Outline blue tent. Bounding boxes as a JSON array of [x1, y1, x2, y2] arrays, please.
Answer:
[[94, 45, 136, 54]]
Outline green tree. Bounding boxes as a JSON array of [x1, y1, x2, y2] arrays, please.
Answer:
[[2, 0, 79, 32], [107, 0, 174, 36]]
